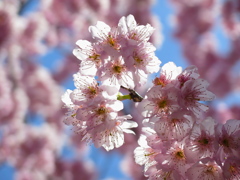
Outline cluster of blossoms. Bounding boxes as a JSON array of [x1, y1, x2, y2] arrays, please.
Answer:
[[134, 62, 240, 179], [63, 14, 240, 179], [62, 14, 160, 151], [1, 0, 162, 179]]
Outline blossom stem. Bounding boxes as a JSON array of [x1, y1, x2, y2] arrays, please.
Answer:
[[120, 86, 143, 102], [117, 94, 131, 101]]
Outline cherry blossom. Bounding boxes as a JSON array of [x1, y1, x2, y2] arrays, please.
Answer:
[[222, 157, 240, 180], [140, 85, 179, 118], [185, 158, 223, 180], [134, 134, 158, 172], [100, 55, 134, 89], [118, 14, 155, 43], [73, 40, 102, 76], [153, 62, 182, 87], [178, 78, 216, 117], [186, 117, 216, 160], [215, 119, 240, 162]]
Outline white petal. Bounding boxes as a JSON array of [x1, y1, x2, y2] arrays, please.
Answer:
[[89, 21, 110, 41], [121, 120, 138, 129], [126, 14, 137, 30], [73, 48, 88, 60], [61, 89, 73, 106]]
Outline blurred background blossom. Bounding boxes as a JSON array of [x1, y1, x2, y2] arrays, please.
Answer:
[[0, 0, 239, 179]]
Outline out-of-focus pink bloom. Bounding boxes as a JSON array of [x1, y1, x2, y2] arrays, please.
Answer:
[[222, 0, 240, 38], [18, 12, 49, 55], [121, 152, 147, 180], [0, 65, 14, 124], [0, 9, 11, 48], [23, 65, 62, 117], [52, 158, 97, 180], [15, 169, 46, 180], [0, 123, 62, 177]]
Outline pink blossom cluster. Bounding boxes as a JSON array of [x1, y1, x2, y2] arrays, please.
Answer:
[[133, 62, 240, 179], [62, 14, 161, 151], [0, 0, 161, 179]]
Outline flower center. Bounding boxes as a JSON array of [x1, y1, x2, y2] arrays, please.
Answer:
[[153, 77, 167, 87], [130, 32, 137, 40], [171, 118, 180, 127], [87, 86, 98, 97], [229, 164, 237, 175], [134, 56, 143, 65], [96, 107, 108, 115], [107, 35, 120, 50], [222, 138, 230, 148], [89, 53, 101, 65], [175, 150, 185, 160], [205, 165, 217, 174], [198, 138, 209, 145], [158, 99, 167, 109], [113, 65, 123, 74]]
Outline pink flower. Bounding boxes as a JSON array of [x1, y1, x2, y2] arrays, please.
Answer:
[[73, 40, 102, 76], [134, 134, 158, 172], [222, 157, 240, 180], [179, 78, 215, 117], [153, 62, 182, 87], [89, 21, 121, 52], [215, 119, 240, 162], [118, 14, 155, 43], [154, 140, 193, 176], [100, 55, 134, 89], [147, 166, 184, 180], [186, 158, 223, 180], [67, 92, 138, 151], [75, 95, 123, 129], [177, 65, 200, 88], [92, 115, 137, 151], [152, 110, 194, 141], [0, 65, 14, 124], [185, 117, 216, 160], [129, 42, 161, 86], [61, 89, 80, 126], [140, 85, 179, 118], [72, 73, 102, 103]]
